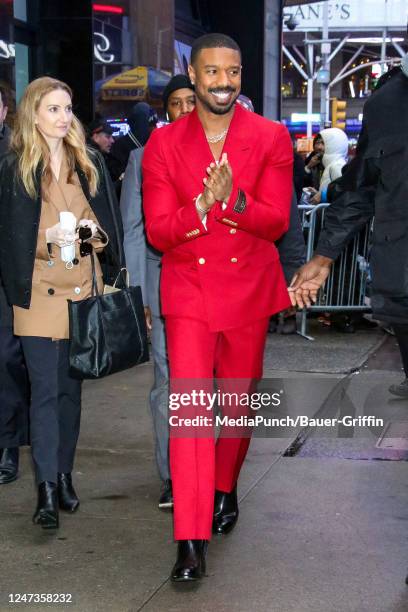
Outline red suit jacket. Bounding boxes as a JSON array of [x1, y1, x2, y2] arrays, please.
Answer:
[[142, 103, 294, 332]]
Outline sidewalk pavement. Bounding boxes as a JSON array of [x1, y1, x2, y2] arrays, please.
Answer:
[[1, 324, 407, 612]]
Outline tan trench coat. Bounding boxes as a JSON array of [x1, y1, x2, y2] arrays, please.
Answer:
[[14, 157, 107, 339]]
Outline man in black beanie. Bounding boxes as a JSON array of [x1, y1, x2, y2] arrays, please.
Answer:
[[162, 74, 195, 122], [120, 75, 195, 509]]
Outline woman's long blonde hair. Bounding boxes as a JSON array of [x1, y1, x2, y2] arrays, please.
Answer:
[[10, 77, 99, 199]]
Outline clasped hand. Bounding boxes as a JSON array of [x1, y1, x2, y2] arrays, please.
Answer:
[[201, 153, 233, 210]]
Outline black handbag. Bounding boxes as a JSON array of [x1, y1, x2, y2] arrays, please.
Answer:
[[68, 253, 149, 380]]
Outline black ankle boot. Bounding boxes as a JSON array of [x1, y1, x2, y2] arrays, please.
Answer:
[[213, 486, 239, 535], [32, 481, 59, 529], [58, 473, 80, 512], [171, 540, 208, 582], [0, 447, 19, 484]]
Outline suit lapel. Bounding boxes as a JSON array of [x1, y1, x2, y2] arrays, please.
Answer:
[[175, 104, 253, 195], [222, 103, 253, 181], [175, 111, 213, 192]]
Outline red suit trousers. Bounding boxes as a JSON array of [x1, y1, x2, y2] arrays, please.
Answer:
[[165, 316, 269, 541]]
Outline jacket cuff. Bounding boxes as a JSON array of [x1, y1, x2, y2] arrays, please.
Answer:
[[314, 246, 340, 261], [182, 200, 209, 241], [214, 186, 243, 228]]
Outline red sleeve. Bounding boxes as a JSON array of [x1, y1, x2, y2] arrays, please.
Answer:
[[214, 123, 294, 242], [142, 129, 208, 252]]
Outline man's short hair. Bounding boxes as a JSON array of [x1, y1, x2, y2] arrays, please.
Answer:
[[190, 33, 241, 66], [0, 85, 8, 107]]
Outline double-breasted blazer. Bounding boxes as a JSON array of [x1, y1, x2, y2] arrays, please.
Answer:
[[142, 103, 294, 332], [0, 150, 124, 315]]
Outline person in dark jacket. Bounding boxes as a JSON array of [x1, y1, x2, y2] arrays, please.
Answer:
[[304, 133, 324, 190], [293, 151, 306, 203], [87, 118, 114, 155], [269, 189, 306, 334], [0, 77, 124, 529], [87, 118, 124, 196], [0, 84, 30, 484], [108, 102, 158, 193], [289, 60, 408, 396]]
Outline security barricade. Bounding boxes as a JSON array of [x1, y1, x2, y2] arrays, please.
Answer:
[[297, 204, 372, 340]]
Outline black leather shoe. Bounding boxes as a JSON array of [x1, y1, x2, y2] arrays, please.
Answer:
[[213, 486, 239, 535], [170, 540, 207, 582], [158, 479, 173, 509], [0, 447, 19, 484], [32, 482, 59, 529], [58, 473, 80, 512]]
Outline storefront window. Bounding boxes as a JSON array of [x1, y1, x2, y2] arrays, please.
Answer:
[[14, 43, 29, 103], [93, 0, 174, 123], [13, 0, 27, 22]]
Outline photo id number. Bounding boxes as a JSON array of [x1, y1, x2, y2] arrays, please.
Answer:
[[9, 593, 73, 604]]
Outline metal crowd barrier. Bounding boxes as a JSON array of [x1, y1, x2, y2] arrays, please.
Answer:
[[297, 203, 372, 340]]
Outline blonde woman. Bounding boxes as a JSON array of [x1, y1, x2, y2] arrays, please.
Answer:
[[0, 77, 123, 529]]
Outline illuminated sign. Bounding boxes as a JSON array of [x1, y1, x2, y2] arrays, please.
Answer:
[[0, 40, 15, 60], [292, 113, 321, 122], [93, 4, 124, 14], [94, 32, 115, 63], [283, 1, 408, 31]]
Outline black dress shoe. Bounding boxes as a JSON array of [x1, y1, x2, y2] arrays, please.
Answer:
[[171, 540, 207, 582], [32, 482, 59, 529], [158, 479, 173, 509], [0, 447, 19, 484], [213, 486, 239, 535], [58, 473, 80, 512]]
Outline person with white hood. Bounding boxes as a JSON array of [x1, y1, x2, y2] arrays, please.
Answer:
[[310, 127, 349, 205]]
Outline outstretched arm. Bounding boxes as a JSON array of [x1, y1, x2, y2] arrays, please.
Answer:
[[289, 119, 378, 309]]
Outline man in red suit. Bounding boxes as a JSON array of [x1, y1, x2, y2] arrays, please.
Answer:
[[142, 33, 293, 582]]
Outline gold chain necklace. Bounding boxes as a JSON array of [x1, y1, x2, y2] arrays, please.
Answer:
[[206, 128, 228, 144]]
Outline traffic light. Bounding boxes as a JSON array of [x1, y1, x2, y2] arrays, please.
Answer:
[[331, 98, 347, 130]]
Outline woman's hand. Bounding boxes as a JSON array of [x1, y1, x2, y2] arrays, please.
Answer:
[[77, 219, 100, 241], [45, 222, 75, 247]]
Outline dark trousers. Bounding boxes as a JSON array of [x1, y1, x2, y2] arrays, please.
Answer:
[[393, 325, 408, 377], [21, 337, 82, 484], [0, 326, 29, 448]]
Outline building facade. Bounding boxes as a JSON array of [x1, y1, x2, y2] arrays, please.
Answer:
[[282, 0, 408, 137], [0, 0, 277, 129]]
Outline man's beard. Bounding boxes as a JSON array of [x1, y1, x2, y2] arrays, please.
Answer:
[[196, 88, 240, 115]]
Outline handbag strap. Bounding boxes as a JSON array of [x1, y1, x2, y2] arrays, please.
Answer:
[[90, 247, 100, 297], [112, 267, 130, 288]]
